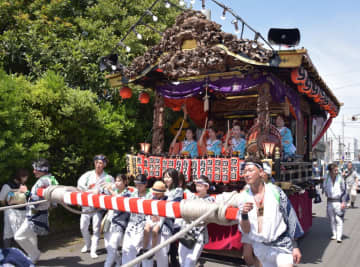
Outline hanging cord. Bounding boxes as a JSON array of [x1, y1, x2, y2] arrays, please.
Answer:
[[122, 191, 238, 267]]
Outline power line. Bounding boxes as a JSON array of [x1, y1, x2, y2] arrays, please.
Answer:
[[332, 82, 360, 90]]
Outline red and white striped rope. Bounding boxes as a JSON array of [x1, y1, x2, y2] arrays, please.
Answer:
[[36, 188, 238, 220]]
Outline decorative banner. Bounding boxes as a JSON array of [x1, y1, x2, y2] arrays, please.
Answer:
[[191, 159, 200, 180], [221, 158, 230, 184], [214, 158, 222, 183], [230, 157, 240, 182], [199, 159, 207, 177], [182, 159, 192, 182], [167, 158, 176, 170], [162, 158, 168, 174], [149, 156, 163, 178], [143, 157, 149, 178], [206, 158, 215, 182], [127, 155, 247, 182], [175, 159, 184, 174], [239, 160, 245, 180]]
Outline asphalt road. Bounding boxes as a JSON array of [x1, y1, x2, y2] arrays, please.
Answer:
[[34, 194, 360, 267]]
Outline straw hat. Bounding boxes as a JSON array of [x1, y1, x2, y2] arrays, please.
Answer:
[[151, 181, 166, 193]]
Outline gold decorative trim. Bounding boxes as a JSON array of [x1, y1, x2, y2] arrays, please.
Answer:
[[181, 39, 197, 50], [225, 94, 258, 100]]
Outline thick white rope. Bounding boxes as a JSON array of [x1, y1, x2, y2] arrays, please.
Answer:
[[43, 185, 97, 215], [121, 191, 238, 267], [0, 200, 48, 211]]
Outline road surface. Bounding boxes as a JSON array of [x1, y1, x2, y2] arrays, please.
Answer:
[[34, 193, 360, 266]]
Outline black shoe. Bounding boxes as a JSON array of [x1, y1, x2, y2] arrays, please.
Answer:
[[337, 240, 342, 243], [351, 202, 355, 208], [136, 248, 145, 257]]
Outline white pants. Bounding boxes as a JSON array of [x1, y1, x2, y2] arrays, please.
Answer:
[[178, 242, 204, 267], [3, 208, 26, 240], [121, 229, 144, 267], [253, 242, 293, 267], [327, 202, 343, 240], [142, 233, 170, 267], [80, 211, 103, 252], [104, 231, 123, 267], [14, 219, 40, 262]]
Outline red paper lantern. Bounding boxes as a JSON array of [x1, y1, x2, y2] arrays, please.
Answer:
[[297, 78, 312, 94], [172, 106, 181, 111], [119, 86, 132, 99], [291, 67, 308, 85], [302, 79, 313, 96], [139, 92, 150, 104]]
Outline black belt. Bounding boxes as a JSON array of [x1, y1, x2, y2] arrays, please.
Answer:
[[327, 198, 341, 202]]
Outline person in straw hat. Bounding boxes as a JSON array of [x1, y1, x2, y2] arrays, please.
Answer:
[[139, 181, 168, 256]]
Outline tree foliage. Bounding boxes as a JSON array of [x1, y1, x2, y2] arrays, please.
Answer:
[[0, 0, 180, 183], [0, 0, 179, 93]]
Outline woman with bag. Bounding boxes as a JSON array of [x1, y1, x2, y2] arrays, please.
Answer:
[[0, 169, 29, 248]]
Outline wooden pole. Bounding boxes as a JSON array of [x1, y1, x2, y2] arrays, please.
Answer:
[[152, 91, 165, 154]]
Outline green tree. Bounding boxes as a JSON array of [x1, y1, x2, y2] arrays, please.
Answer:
[[0, 0, 180, 182], [0, 0, 179, 94]]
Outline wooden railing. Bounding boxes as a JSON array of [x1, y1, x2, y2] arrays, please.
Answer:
[[278, 162, 313, 184]]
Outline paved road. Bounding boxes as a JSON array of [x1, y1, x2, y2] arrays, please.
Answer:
[[35, 194, 360, 266]]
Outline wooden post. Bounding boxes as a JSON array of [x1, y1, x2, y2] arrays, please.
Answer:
[[306, 115, 313, 161], [296, 113, 305, 156], [152, 92, 165, 154]]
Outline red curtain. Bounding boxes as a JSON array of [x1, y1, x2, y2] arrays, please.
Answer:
[[312, 117, 332, 148], [163, 97, 208, 127]]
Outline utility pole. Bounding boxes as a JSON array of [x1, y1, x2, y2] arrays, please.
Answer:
[[342, 114, 345, 161], [338, 135, 342, 162]]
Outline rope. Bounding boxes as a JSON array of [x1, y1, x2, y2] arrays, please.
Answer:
[[122, 191, 238, 267], [0, 200, 48, 211], [42, 185, 97, 215], [58, 203, 97, 215]]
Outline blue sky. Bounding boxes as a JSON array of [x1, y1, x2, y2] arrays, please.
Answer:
[[187, 0, 360, 142]]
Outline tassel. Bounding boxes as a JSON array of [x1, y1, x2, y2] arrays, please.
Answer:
[[203, 86, 209, 112]]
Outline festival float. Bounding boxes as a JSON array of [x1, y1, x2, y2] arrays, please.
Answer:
[[103, 2, 341, 261]]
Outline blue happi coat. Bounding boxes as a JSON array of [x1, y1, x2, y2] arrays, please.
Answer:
[[206, 139, 222, 156], [181, 140, 198, 158], [231, 137, 246, 159], [279, 127, 296, 159]]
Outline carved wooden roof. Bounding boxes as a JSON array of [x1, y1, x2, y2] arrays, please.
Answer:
[[123, 10, 273, 80]]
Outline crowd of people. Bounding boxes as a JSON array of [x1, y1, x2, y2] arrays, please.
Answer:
[[0, 153, 308, 267]]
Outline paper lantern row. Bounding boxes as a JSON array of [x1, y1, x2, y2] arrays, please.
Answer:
[[119, 87, 150, 104], [291, 67, 339, 118], [126, 154, 245, 184]]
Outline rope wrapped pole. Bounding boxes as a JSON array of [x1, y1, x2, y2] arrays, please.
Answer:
[[36, 186, 242, 223]]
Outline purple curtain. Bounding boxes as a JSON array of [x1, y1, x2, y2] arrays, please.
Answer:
[[156, 73, 301, 118]]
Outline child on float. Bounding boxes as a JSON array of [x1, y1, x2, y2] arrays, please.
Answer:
[[178, 175, 215, 267], [121, 174, 152, 267], [103, 174, 134, 267]]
